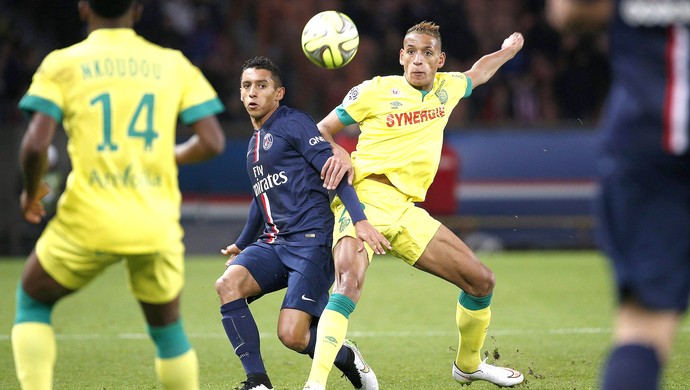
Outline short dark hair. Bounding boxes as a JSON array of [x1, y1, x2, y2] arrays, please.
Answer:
[[406, 21, 442, 50], [88, 0, 136, 18], [241, 56, 284, 88]]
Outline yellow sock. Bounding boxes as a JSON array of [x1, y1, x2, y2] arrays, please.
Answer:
[[12, 322, 56, 390], [155, 349, 199, 390], [306, 308, 350, 387], [455, 300, 491, 372]]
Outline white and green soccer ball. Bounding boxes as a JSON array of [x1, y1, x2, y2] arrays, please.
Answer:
[[301, 10, 359, 69]]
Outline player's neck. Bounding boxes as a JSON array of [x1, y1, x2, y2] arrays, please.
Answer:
[[86, 9, 137, 32], [251, 104, 280, 129]]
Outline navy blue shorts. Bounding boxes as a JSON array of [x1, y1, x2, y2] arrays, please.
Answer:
[[595, 155, 690, 312], [232, 242, 335, 317]]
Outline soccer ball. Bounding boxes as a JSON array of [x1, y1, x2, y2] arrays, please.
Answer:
[[301, 10, 359, 69]]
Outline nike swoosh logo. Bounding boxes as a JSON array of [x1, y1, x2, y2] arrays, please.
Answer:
[[301, 294, 316, 302]]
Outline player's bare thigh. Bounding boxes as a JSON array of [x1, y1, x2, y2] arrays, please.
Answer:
[[414, 224, 494, 297], [20, 250, 73, 303]]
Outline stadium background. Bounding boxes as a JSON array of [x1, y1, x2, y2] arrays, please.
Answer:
[[0, 0, 609, 255]]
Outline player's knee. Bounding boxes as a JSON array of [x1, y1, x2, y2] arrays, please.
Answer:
[[277, 327, 308, 352], [332, 277, 363, 302], [214, 274, 238, 301], [470, 268, 495, 297]]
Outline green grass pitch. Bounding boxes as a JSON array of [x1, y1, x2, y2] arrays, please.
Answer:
[[1, 251, 688, 389]]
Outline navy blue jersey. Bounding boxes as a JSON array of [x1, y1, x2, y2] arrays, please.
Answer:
[[603, 0, 690, 159], [245, 105, 334, 246], [595, 0, 690, 311]]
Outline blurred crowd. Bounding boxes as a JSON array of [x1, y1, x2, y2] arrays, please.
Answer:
[[0, 0, 611, 136]]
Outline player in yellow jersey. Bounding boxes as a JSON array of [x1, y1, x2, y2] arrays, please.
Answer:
[[304, 22, 525, 389], [12, 1, 225, 389]]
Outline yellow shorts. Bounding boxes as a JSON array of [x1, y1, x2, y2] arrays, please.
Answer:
[[35, 223, 185, 304], [332, 179, 441, 265]]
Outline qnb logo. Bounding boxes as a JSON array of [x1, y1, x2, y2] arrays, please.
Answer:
[[385, 106, 445, 127], [252, 171, 289, 196], [621, 0, 690, 26], [309, 135, 326, 145]]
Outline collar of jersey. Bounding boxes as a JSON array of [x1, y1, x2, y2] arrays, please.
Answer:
[[87, 28, 137, 42]]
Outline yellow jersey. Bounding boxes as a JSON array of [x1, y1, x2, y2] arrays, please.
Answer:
[[19, 29, 224, 253], [336, 73, 471, 202]]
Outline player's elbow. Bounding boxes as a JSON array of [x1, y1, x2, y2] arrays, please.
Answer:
[[206, 137, 225, 156], [203, 128, 226, 156], [192, 116, 226, 156]]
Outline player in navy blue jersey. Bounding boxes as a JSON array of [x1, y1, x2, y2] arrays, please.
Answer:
[[214, 56, 389, 390], [548, 1, 690, 389]]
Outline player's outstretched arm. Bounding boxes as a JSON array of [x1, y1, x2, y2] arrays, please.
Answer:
[[19, 112, 56, 224], [224, 199, 262, 267], [318, 109, 353, 189], [464, 32, 524, 87], [546, 0, 612, 33], [176, 116, 226, 165]]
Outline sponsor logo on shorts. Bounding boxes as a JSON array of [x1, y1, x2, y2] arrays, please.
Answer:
[[301, 294, 316, 303], [338, 209, 351, 233]]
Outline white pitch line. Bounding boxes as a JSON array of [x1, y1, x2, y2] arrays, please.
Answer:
[[1, 327, 690, 342]]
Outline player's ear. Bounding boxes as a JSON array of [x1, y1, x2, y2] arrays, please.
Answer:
[[77, 0, 89, 21], [399, 48, 404, 66], [132, 1, 143, 23], [276, 87, 285, 101], [438, 51, 446, 69]]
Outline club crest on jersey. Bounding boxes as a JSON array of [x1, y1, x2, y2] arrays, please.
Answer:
[[263, 133, 273, 150], [390, 88, 401, 95], [435, 80, 448, 104]]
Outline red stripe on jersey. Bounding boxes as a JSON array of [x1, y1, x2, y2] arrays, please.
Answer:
[[663, 25, 690, 155], [253, 132, 260, 162], [260, 192, 279, 243]]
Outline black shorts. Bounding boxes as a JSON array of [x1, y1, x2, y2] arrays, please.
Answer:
[[595, 154, 690, 311], [232, 241, 335, 317]]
